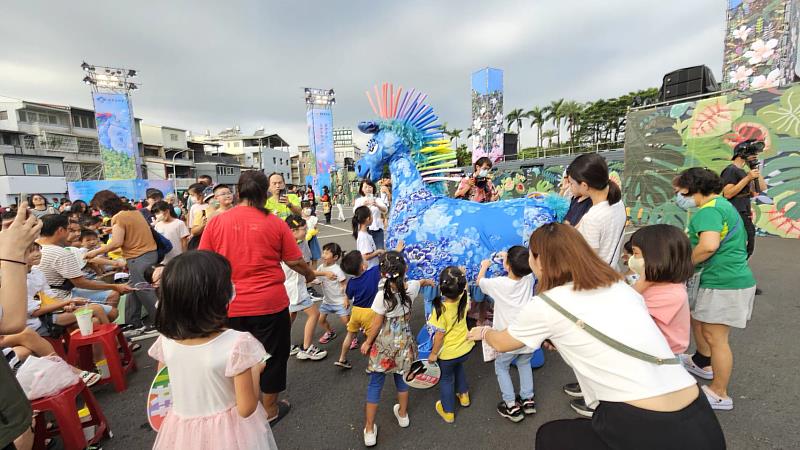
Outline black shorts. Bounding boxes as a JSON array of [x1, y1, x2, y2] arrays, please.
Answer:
[[228, 309, 291, 394], [536, 388, 725, 450]]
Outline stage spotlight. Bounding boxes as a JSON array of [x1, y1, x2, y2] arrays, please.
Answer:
[[127, 69, 137, 77], [82, 76, 93, 85]]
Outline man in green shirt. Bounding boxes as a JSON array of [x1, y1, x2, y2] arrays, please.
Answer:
[[265, 172, 302, 219]]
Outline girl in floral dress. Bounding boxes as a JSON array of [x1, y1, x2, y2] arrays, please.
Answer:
[[359, 251, 435, 447], [148, 250, 277, 450]]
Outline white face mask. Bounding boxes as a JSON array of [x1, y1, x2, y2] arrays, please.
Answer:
[[478, 169, 489, 177], [628, 256, 645, 276]]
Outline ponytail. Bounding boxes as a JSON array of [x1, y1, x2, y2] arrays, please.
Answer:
[[352, 206, 371, 239], [607, 179, 621, 205], [379, 251, 410, 314], [435, 266, 468, 322]]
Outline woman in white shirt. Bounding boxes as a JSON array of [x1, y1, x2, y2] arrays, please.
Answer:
[[567, 153, 627, 269], [467, 223, 725, 450], [353, 180, 388, 250]]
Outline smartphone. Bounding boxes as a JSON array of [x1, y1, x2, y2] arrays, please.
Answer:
[[279, 187, 288, 203]]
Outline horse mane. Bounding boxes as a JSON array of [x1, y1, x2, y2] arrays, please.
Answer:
[[366, 83, 460, 191]]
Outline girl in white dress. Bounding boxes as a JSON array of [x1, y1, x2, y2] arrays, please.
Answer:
[[148, 250, 277, 450]]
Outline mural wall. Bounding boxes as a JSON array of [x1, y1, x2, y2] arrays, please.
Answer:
[[624, 85, 800, 239], [721, 0, 799, 90]]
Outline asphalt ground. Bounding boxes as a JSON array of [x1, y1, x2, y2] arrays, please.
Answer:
[[84, 214, 798, 450]]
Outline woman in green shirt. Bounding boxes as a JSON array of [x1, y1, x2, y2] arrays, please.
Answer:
[[672, 168, 756, 411]]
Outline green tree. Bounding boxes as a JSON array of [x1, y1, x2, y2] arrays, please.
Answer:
[[505, 108, 526, 151], [545, 99, 564, 146], [559, 100, 584, 146], [542, 129, 557, 148], [445, 128, 463, 149], [525, 106, 546, 148], [456, 144, 471, 167]]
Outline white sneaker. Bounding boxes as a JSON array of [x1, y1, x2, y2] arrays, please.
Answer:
[[296, 345, 327, 361], [393, 404, 409, 428], [680, 354, 714, 380], [363, 424, 377, 447], [702, 385, 733, 410]]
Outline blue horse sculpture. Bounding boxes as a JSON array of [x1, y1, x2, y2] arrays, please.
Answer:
[[355, 86, 567, 282]]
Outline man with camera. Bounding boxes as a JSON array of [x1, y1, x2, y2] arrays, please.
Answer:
[[721, 139, 767, 267], [454, 157, 500, 203]]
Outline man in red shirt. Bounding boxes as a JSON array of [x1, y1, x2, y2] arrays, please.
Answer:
[[199, 171, 314, 425]]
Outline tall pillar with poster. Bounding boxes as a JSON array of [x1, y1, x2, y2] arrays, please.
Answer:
[[304, 88, 336, 194]]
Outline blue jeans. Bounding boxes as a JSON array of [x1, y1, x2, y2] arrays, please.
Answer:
[[438, 353, 470, 413], [495, 352, 534, 406], [366, 372, 408, 404]]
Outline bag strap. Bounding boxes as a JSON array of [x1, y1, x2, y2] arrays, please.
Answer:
[[538, 293, 679, 366]]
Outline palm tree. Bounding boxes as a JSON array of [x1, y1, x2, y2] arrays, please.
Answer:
[[559, 101, 584, 146], [542, 129, 557, 148], [545, 99, 564, 147], [446, 129, 463, 149], [505, 108, 525, 151], [525, 106, 546, 148]]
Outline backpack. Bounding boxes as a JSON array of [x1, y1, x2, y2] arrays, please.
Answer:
[[150, 227, 173, 263]]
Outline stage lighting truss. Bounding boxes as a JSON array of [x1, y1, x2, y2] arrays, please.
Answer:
[[304, 87, 336, 106], [81, 61, 140, 93]]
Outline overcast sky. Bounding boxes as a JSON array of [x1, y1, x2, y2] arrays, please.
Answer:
[[1, 0, 725, 149]]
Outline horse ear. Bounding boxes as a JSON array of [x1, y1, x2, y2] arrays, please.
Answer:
[[358, 121, 380, 134]]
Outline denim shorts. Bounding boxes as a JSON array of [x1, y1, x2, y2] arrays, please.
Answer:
[[318, 302, 350, 317], [289, 296, 316, 313]]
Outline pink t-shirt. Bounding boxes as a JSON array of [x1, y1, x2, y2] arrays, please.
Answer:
[[641, 283, 690, 354]]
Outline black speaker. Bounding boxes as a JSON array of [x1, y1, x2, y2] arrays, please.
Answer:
[[503, 133, 518, 157], [658, 65, 719, 102]]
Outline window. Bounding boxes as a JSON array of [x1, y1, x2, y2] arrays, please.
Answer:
[[273, 157, 276, 164], [23, 163, 50, 176], [77, 137, 100, 153], [72, 115, 95, 129], [233, 142, 240, 147], [23, 135, 36, 150], [279, 158, 283, 165], [170, 134, 178, 141], [0, 111, 7, 120]]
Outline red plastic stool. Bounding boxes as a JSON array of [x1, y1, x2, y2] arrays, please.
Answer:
[[66, 323, 136, 392], [43, 335, 67, 360], [30, 381, 111, 450]]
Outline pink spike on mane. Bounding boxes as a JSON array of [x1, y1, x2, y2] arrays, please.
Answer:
[[366, 91, 379, 116]]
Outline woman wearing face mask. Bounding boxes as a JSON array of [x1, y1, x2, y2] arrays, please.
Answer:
[[628, 225, 693, 356], [454, 157, 499, 203], [467, 223, 725, 450], [152, 201, 190, 263], [672, 168, 756, 411]]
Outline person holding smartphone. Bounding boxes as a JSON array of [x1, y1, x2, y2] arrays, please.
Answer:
[[265, 173, 302, 220]]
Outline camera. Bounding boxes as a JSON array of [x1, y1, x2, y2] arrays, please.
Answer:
[[733, 139, 764, 169]]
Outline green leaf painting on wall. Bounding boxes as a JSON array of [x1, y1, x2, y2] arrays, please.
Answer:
[[623, 85, 800, 239]]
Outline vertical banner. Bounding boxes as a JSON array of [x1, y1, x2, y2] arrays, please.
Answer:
[[721, 0, 798, 90], [93, 93, 141, 179], [306, 108, 334, 193], [470, 68, 504, 163]]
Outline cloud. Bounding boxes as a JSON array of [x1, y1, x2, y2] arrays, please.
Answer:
[[0, 0, 727, 149]]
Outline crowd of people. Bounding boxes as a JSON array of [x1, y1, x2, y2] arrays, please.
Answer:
[[0, 139, 765, 449]]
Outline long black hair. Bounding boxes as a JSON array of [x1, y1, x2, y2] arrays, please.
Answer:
[[567, 153, 621, 205], [352, 205, 371, 239], [237, 170, 270, 216], [379, 251, 410, 314], [154, 250, 232, 340], [432, 266, 468, 322]]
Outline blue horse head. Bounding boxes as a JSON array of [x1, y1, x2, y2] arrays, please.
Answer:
[[355, 85, 567, 282]]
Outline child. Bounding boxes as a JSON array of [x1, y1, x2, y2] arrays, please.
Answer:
[[629, 225, 693, 356], [621, 239, 640, 286], [302, 207, 322, 267], [477, 246, 537, 422], [316, 243, 349, 345], [335, 241, 405, 369], [152, 201, 190, 263], [427, 266, 474, 424], [148, 250, 277, 450], [352, 206, 383, 269], [359, 251, 435, 447], [284, 215, 327, 361]]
